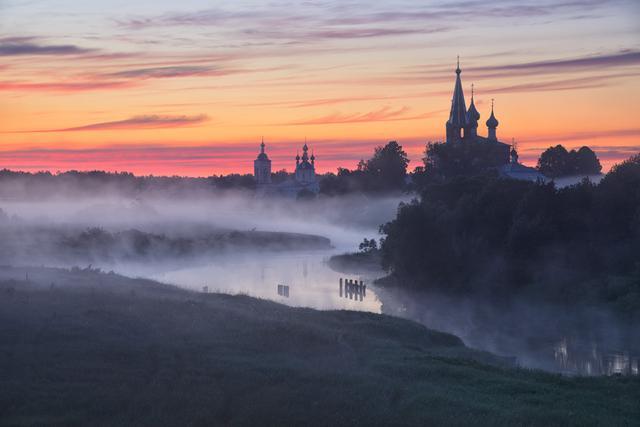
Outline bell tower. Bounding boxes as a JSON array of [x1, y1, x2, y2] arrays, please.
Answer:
[[254, 138, 272, 185]]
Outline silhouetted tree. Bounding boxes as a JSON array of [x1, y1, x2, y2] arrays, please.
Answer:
[[319, 141, 409, 195], [358, 238, 378, 253], [423, 141, 507, 181], [537, 145, 570, 177], [363, 141, 409, 191], [271, 169, 290, 184], [379, 153, 640, 312], [572, 146, 602, 175], [537, 145, 602, 177]]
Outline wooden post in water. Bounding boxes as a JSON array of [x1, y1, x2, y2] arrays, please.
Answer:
[[339, 278, 343, 297]]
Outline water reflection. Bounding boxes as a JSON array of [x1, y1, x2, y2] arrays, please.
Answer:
[[144, 251, 382, 313], [374, 285, 639, 376], [115, 251, 638, 377], [554, 338, 639, 376]]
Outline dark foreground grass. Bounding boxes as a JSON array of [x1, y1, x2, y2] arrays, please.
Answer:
[[0, 267, 638, 426]]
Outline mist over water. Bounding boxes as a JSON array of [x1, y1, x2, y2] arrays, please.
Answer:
[[0, 192, 401, 310], [1, 190, 637, 376], [375, 286, 639, 376]]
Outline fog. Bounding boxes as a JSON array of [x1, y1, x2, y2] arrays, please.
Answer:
[[1, 188, 637, 376], [372, 284, 640, 376], [0, 192, 402, 250], [0, 191, 404, 313]]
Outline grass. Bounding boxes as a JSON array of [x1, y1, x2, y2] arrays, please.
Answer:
[[0, 266, 638, 426]]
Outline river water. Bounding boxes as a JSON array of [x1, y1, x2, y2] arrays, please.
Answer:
[[115, 247, 639, 377], [6, 194, 635, 376]]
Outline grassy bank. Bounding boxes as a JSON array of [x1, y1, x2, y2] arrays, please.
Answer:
[[0, 267, 638, 426]]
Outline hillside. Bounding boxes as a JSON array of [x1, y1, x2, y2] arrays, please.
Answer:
[[0, 266, 638, 426]]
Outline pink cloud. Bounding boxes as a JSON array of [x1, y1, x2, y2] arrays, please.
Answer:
[[7, 115, 209, 133], [286, 106, 439, 125]]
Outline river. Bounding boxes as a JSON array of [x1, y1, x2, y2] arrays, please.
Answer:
[[114, 247, 639, 377]]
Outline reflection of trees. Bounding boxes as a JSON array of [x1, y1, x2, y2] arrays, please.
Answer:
[[554, 337, 638, 376]]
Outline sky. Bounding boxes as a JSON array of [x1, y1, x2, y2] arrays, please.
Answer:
[[0, 0, 639, 176]]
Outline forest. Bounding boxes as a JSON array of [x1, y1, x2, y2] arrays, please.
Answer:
[[379, 154, 640, 316]]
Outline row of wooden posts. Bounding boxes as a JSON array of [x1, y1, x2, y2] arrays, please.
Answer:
[[340, 278, 366, 301], [277, 284, 290, 298]]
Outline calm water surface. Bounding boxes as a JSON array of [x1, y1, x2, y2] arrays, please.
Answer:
[[117, 249, 638, 377]]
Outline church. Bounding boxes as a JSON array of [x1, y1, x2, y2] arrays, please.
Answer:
[[254, 140, 320, 197], [252, 59, 545, 194], [445, 59, 545, 182]]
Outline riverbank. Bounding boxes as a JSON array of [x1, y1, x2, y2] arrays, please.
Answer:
[[1, 266, 638, 426], [328, 251, 383, 275]]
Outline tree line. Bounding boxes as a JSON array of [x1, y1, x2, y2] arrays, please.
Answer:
[[0, 141, 603, 199], [378, 154, 640, 315]]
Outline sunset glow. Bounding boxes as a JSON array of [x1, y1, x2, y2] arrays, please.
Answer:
[[1, 0, 639, 176]]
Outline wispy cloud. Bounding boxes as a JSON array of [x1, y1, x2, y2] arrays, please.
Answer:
[[118, 5, 448, 42], [105, 66, 222, 79], [7, 115, 209, 133], [119, 0, 615, 31], [0, 80, 134, 92], [482, 74, 626, 94], [521, 128, 640, 144], [286, 106, 438, 125], [0, 38, 95, 56], [469, 50, 640, 77]]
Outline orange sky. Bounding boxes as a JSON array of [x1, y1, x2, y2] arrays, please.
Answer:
[[0, 0, 639, 176]]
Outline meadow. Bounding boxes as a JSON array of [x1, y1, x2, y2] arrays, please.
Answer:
[[1, 266, 638, 426]]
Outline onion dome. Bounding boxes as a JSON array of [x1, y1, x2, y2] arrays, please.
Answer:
[[486, 99, 499, 128], [466, 85, 480, 123], [257, 140, 269, 160], [301, 143, 310, 161]]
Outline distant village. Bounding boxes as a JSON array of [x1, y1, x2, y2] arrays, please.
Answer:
[[0, 62, 603, 201], [251, 61, 595, 198]]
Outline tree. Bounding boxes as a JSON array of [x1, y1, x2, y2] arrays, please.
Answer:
[[378, 152, 640, 308], [423, 141, 507, 181], [319, 142, 409, 195], [363, 141, 409, 191], [572, 146, 602, 175], [271, 169, 290, 184], [537, 145, 570, 177], [537, 145, 602, 177], [359, 238, 378, 253]]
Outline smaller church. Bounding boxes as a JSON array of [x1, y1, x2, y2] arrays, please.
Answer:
[[254, 140, 320, 197]]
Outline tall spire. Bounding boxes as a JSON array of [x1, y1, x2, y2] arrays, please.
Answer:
[[447, 57, 467, 143], [260, 136, 265, 153]]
